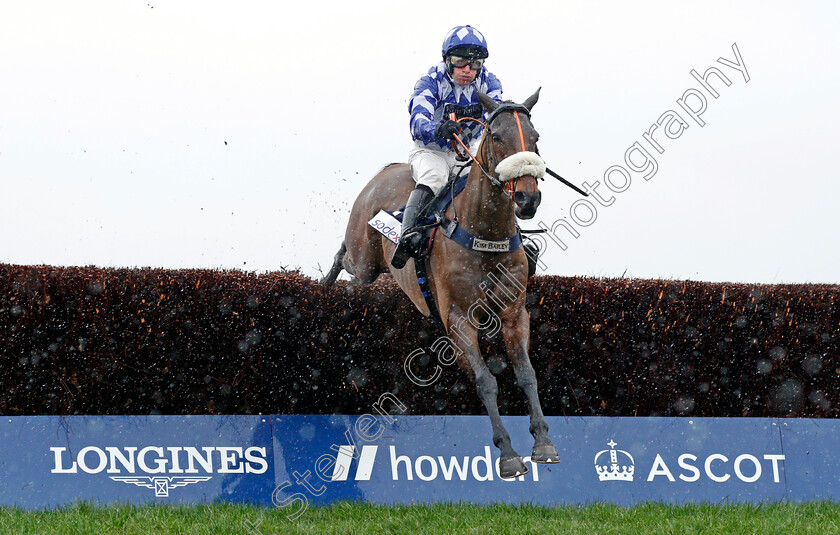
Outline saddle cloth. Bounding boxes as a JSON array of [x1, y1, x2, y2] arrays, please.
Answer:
[[372, 171, 523, 257]]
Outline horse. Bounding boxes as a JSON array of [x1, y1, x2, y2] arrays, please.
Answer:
[[321, 89, 559, 479]]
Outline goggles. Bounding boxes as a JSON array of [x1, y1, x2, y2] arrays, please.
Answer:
[[448, 55, 485, 71]]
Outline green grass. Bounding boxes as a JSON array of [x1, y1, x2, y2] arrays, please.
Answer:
[[1, 501, 840, 534]]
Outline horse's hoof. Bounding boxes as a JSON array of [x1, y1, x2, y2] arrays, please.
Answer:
[[499, 456, 529, 479], [532, 444, 560, 464]]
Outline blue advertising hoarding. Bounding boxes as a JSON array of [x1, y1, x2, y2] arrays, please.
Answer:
[[270, 415, 788, 510], [0, 415, 275, 509], [778, 419, 840, 501], [0, 414, 836, 510]]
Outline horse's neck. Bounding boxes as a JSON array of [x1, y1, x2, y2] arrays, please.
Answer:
[[452, 166, 517, 240]]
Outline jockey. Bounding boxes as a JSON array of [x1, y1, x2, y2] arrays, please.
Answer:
[[391, 24, 504, 269]]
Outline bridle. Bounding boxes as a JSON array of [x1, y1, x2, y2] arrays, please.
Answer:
[[449, 102, 541, 199]]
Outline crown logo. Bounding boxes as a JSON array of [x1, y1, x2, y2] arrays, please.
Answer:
[[594, 440, 635, 482]]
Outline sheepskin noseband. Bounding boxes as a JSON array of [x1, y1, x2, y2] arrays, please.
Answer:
[[494, 151, 546, 182]]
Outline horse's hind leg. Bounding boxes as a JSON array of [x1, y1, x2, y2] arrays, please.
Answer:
[[502, 309, 560, 464], [340, 245, 383, 285], [320, 241, 347, 288]]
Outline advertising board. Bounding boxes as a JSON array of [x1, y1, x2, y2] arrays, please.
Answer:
[[0, 415, 836, 509]]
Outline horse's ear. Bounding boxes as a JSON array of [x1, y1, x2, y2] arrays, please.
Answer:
[[478, 92, 499, 113], [523, 87, 541, 111]]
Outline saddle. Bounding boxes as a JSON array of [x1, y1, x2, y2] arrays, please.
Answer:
[[393, 172, 469, 253], [388, 167, 541, 329], [393, 169, 540, 275]]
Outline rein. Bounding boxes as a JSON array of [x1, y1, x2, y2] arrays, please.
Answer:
[[449, 102, 536, 199], [413, 103, 536, 326]]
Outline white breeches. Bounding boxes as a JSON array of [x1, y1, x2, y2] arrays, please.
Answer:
[[408, 141, 480, 195]]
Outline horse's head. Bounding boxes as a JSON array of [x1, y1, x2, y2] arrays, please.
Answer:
[[477, 89, 544, 219]]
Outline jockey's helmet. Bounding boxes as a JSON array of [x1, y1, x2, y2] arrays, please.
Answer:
[[441, 25, 489, 60]]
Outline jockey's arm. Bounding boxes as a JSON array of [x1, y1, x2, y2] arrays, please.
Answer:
[[408, 73, 440, 145]]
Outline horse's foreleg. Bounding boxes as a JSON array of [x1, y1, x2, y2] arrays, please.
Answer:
[[451, 315, 528, 479], [502, 310, 560, 464], [320, 241, 347, 288]]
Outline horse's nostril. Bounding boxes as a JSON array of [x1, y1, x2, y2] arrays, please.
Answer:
[[534, 191, 542, 207], [513, 191, 527, 206]]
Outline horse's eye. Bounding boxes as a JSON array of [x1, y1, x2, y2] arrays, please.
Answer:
[[491, 133, 502, 143]]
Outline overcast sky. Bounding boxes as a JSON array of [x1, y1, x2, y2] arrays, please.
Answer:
[[1, 1, 837, 284]]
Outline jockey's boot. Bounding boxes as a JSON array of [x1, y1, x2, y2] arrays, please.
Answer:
[[391, 185, 435, 269]]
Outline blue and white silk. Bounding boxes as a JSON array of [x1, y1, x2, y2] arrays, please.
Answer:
[[408, 62, 503, 150]]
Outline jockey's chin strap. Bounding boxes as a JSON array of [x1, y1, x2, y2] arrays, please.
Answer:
[[449, 102, 538, 199]]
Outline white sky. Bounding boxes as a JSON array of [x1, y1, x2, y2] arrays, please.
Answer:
[[1, 1, 838, 284]]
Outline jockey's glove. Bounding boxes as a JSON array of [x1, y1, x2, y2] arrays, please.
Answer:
[[434, 120, 463, 141]]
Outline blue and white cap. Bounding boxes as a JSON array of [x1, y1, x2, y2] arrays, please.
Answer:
[[441, 25, 489, 59]]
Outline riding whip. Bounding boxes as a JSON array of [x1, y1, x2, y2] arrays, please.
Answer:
[[545, 167, 589, 197]]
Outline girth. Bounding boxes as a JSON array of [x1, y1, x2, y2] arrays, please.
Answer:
[[405, 171, 524, 330]]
